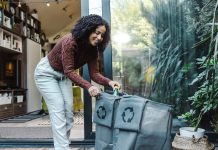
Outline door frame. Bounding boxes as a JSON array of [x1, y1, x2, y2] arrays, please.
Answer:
[[81, 0, 112, 140]]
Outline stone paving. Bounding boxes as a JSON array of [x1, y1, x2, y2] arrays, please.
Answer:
[[0, 148, 94, 150], [0, 112, 86, 139], [0, 112, 93, 149]]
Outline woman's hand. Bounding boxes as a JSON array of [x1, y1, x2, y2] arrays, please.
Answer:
[[109, 81, 121, 90], [88, 86, 101, 97]]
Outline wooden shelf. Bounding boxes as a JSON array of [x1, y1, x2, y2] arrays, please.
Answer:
[[0, 2, 43, 119], [0, 27, 23, 53], [0, 46, 21, 54], [0, 89, 27, 119], [0, 4, 43, 44], [0, 104, 13, 119], [0, 24, 24, 37]]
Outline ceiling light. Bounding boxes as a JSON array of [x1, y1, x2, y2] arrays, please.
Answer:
[[18, 1, 21, 7], [46, 2, 50, 7]]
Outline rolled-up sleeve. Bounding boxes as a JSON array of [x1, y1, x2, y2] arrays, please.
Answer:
[[88, 57, 111, 85]]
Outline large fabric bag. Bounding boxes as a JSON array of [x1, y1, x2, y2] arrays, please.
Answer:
[[93, 92, 120, 150], [93, 92, 172, 150]]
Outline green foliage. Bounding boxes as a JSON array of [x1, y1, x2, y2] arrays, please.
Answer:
[[186, 0, 218, 131], [111, 0, 155, 94], [111, 0, 218, 131], [187, 56, 218, 131], [150, 0, 218, 123], [180, 0, 218, 131], [123, 57, 142, 88], [212, 122, 218, 132], [181, 110, 198, 127], [185, 0, 216, 40], [147, 0, 197, 114], [111, 0, 154, 50]]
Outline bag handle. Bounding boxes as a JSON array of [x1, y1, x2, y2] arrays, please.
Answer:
[[113, 88, 119, 96]]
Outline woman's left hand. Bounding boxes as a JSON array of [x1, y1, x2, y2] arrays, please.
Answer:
[[109, 81, 121, 90]]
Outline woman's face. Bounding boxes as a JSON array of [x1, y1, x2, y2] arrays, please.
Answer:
[[89, 25, 106, 46]]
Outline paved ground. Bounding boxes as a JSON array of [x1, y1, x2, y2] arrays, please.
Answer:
[[0, 116, 217, 150], [0, 112, 95, 149], [0, 112, 86, 139], [0, 148, 94, 150]]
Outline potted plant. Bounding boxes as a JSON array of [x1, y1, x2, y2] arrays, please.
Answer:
[[172, 2, 218, 148], [179, 54, 218, 138], [179, 0, 218, 136], [179, 110, 205, 138], [172, 55, 217, 150]]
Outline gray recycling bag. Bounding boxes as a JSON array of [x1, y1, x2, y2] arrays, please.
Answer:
[[93, 92, 172, 150], [93, 92, 120, 150]]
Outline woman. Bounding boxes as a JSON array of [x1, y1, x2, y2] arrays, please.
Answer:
[[34, 14, 120, 150]]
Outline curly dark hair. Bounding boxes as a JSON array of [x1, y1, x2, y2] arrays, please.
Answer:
[[71, 14, 110, 52]]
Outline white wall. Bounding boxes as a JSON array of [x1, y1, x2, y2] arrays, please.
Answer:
[[26, 39, 42, 112]]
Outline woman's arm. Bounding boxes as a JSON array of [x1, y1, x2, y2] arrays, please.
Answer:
[[88, 57, 111, 85], [88, 58, 121, 89]]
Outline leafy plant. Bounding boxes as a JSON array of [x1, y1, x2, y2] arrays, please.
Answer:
[[185, 0, 218, 131], [187, 56, 218, 131], [181, 110, 197, 127], [211, 122, 218, 132], [110, 0, 155, 96], [181, 0, 218, 132], [147, 0, 197, 115]]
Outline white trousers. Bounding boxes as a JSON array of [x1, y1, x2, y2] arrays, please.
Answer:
[[34, 56, 73, 150]]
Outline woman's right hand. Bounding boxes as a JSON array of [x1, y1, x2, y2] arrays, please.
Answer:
[[88, 86, 101, 97]]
